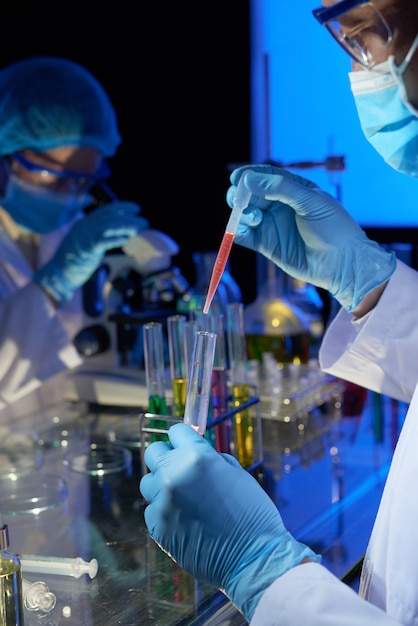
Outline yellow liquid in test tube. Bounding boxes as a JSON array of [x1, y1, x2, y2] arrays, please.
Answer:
[[167, 315, 188, 417], [171, 378, 188, 417], [232, 383, 254, 468], [226, 302, 254, 468]]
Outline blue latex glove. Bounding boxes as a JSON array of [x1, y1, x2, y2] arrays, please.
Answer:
[[140, 423, 320, 622], [33, 201, 149, 304], [227, 165, 396, 312]]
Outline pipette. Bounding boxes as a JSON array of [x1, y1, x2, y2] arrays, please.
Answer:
[[202, 170, 252, 315], [20, 554, 98, 579]]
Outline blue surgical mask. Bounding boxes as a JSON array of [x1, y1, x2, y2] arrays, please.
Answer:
[[0, 175, 91, 233], [349, 33, 418, 177]]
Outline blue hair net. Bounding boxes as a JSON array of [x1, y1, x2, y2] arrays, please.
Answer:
[[0, 56, 121, 157]]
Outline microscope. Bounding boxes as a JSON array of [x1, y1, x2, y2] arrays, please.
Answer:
[[64, 183, 190, 407]]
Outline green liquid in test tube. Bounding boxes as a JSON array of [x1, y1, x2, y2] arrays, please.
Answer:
[[143, 322, 168, 442], [226, 302, 254, 467]]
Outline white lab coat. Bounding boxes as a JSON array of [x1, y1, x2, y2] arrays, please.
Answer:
[[252, 260, 418, 625], [0, 219, 83, 409]]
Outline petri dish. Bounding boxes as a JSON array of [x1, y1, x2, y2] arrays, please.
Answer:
[[0, 474, 68, 515], [0, 427, 44, 476], [65, 443, 132, 477], [107, 417, 142, 451], [0, 449, 44, 476], [35, 420, 89, 452]]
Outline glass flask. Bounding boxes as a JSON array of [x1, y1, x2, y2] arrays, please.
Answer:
[[244, 258, 311, 364], [286, 277, 324, 358]]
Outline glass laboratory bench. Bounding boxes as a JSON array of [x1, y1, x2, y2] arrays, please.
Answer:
[[0, 365, 407, 625]]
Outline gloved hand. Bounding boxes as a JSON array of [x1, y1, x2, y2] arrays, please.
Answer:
[[140, 423, 320, 622], [228, 165, 396, 312], [33, 201, 149, 304]]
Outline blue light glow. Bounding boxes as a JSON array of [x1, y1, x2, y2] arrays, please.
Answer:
[[250, 0, 418, 226]]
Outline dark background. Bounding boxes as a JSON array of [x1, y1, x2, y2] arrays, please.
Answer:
[[5, 3, 257, 304]]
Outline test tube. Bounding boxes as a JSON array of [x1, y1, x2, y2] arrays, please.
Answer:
[[167, 315, 188, 417], [20, 555, 98, 579], [198, 312, 231, 452], [22, 578, 56, 612], [226, 302, 254, 467], [184, 331, 217, 436], [143, 322, 168, 441], [184, 319, 199, 377]]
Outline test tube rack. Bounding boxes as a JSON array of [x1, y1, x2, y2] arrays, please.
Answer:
[[258, 363, 345, 478], [138, 390, 263, 484], [258, 363, 344, 423], [139, 394, 263, 622]]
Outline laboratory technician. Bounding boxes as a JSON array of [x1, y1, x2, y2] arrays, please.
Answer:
[[140, 1, 418, 624], [0, 56, 151, 410]]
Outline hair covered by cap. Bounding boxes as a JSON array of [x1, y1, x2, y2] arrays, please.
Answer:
[[0, 56, 121, 157]]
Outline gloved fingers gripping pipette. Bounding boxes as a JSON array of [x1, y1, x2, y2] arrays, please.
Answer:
[[202, 170, 252, 315]]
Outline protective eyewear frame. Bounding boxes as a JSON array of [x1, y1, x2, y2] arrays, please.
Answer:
[[10, 152, 111, 189], [312, 0, 393, 68], [313, 0, 370, 24]]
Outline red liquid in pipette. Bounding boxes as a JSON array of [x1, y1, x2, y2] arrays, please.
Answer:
[[203, 231, 235, 314]]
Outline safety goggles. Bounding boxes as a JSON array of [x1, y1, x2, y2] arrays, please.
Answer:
[[312, 0, 393, 68], [9, 152, 111, 194]]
